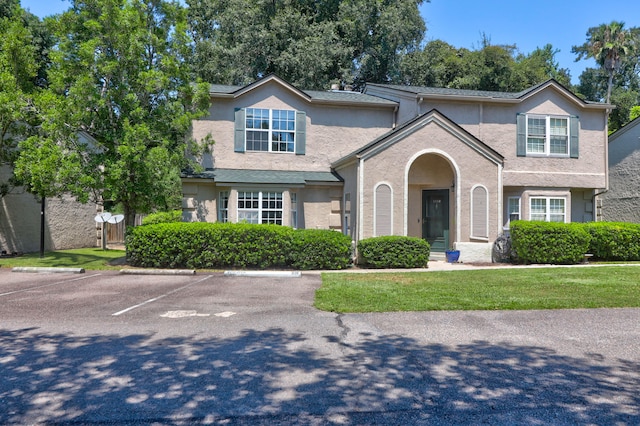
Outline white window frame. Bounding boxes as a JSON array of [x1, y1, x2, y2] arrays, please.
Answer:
[[508, 196, 521, 223], [290, 192, 298, 229], [526, 115, 570, 157], [237, 191, 283, 224], [218, 191, 229, 223], [529, 197, 566, 223], [245, 108, 295, 153]]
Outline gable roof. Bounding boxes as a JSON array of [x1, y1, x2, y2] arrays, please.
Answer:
[[609, 116, 640, 143], [333, 108, 504, 168], [209, 74, 397, 107], [365, 79, 612, 110]]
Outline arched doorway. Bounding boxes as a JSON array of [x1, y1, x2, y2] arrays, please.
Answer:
[[406, 152, 457, 252]]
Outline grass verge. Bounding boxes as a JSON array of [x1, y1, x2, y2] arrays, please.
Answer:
[[0, 248, 126, 271], [315, 266, 640, 312]]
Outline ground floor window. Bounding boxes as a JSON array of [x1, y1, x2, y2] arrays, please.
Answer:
[[218, 191, 229, 223], [290, 192, 297, 229], [508, 196, 521, 222], [530, 197, 566, 222], [237, 191, 283, 224]]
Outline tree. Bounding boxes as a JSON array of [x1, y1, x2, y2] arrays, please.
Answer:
[[0, 2, 50, 199], [17, 0, 210, 228], [573, 21, 637, 104], [187, 0, 427, 89]]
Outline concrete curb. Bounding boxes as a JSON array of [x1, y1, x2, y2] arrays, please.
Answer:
[[224, 270, 301, 278], [12, 267, 85, 274], [119, 268, 196, 276]]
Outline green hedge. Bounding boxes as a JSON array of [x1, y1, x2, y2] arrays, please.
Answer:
[[125, 222, 352, 270], [141, 210, 182, 226], [510, 221, 591, 265], [582, 222, 640, 261], [357, 236, 430, 268]]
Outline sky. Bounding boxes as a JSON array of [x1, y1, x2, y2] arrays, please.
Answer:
[[20, 0, 640, 85]]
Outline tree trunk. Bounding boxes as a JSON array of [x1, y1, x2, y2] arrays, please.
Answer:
[[606, 71, 614, 104]]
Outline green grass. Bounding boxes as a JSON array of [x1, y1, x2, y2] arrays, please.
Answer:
[[315, 266, 640, 312], [0, 248, 126, 271]]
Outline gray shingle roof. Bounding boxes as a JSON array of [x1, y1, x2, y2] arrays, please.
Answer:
[[181, 168, 342, 184]]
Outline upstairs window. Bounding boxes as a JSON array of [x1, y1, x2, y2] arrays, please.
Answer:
[[235, 108, 306, 154], [517, 114, 578, 158]]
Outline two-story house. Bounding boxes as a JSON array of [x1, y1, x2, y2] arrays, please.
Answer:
[[181, 75, 610, 262]]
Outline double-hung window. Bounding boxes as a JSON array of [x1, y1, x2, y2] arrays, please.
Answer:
[[508, 197, 521, 222], [245, 108, 295, 153], [530, 197, 566, 222], [237, 191, 283, 225], [517, 114, 578, 158], [218, 191, 229, 223]]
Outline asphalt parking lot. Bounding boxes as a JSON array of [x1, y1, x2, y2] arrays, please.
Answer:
[[1, 268, 639, 425]]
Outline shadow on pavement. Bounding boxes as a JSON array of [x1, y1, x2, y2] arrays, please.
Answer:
[[1, 327, 638, 424]]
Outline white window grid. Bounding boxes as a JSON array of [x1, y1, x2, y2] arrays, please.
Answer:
[[237, 191, 283, 225], [526, 115, 569, 156], [508, 196, 521, 222], [290, 192, 297, 229], [246, 108, 295, 153], [529, 197, 566, 223], [218, 191, 229, 223]]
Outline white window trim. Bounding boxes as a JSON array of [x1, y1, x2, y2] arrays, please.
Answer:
[[526, 114, 570, 157], [529, 196, 567, 223], [245, 108, 296, 153], [373, 182, 393, 237], [237, 191, 284, 225], [507, 196, 521, 224], [218, 191, 229, 223], [470, 184, 489, 241]]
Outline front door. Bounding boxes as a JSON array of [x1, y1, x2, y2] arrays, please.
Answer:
[[422, 189, 450, 252]]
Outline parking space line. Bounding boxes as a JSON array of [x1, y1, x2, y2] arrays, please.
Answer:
[[0, 273, 102, 297], [111, 275, 213, 316]]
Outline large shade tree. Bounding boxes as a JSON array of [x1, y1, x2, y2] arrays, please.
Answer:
[[187, 0, 427, 89], [16, 0, 210, 228]]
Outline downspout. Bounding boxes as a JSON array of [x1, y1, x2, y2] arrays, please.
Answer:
[[358, 157, 364, 242], [417, 96, 424, 117], [393, 106, 398, 129], [593, 108, 611, 221]]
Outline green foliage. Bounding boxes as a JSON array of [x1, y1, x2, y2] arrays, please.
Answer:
[[125, 223, 352, 270], [357, 236, 430, 269], [289, 229, 352, 270], [630, 106, 640, 121], [510, 221, 591, 265], [141, 210, 183, 226], [582, 222, 640, 261], [188, 0, 426, 89]]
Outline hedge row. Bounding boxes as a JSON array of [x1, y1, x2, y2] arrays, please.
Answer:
[[125, 222, 352, 270], [358, 236, 430, 268], [510, 221, 640, 264]]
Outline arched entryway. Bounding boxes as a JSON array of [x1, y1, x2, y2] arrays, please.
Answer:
[[406, 151, 458, 253]]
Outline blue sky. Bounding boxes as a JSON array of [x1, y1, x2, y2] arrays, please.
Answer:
[[20, 0, 640, 85]]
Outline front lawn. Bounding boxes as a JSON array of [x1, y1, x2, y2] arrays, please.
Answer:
[[0, 248, 126, 271], [315, 266, 640, 312]]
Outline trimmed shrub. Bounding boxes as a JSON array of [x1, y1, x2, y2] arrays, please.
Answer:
[[125, 222, 351, 270], [141, 210, 182, 226], [289, 229, 352, 270], [357, 236, 430, 268], [510, 221, 591, 265], [582, 222, 640, 261]]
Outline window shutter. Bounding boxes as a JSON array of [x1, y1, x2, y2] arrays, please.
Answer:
[[516, 113, 526, 157], [375, 184, 392, 236], [570, 115, 579, 158], [295, 110, 306, 155], [471, 186, 488, 239], [234, 108, 245, 153]]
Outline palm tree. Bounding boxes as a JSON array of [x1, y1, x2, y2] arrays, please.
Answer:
[[572, 21, 636, 104]]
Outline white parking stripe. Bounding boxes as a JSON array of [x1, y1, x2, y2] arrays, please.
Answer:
[[111, 275, 213, 316], [0, 273, 102, 297]]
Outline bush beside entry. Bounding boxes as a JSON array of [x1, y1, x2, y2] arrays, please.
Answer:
[[357, 236, 430, 269]]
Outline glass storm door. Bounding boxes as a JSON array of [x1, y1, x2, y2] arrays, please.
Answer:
[[422, 189, 449, 252]]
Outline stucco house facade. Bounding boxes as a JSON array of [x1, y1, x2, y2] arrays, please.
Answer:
[[601, 116, 640, 222], [182, 75, 611, 262]]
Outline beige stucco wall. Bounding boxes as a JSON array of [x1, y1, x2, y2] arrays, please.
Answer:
[[602, 119, 640, 222], [193, 81, 395, 172], [0, 184, 97, 253], [359, 118, 502, 242]]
